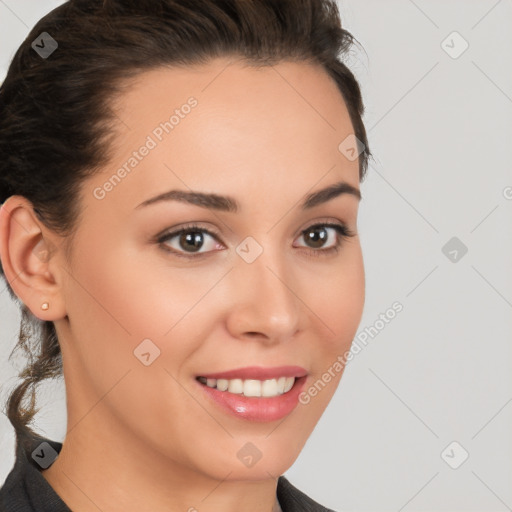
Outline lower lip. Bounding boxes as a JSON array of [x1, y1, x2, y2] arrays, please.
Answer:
[[196, 376, 308, 422]]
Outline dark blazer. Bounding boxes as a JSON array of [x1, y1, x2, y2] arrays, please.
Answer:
[[0, 435, 335, 511]]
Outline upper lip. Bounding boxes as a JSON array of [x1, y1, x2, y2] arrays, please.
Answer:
[[197, 366, 308, 380]]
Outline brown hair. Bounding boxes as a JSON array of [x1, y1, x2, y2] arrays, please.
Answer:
[[0, 0, 372, 456]]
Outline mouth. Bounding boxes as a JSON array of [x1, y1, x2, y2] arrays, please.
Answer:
[[195, 370, 309, 422], [196, 375, 301, 398], [195, 365, 307, 398]]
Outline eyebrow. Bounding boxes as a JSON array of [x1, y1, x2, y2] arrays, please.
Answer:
[[135, 180, 361, 213]]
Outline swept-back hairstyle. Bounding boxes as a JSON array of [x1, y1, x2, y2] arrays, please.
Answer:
[[0, 0, 372, 456]]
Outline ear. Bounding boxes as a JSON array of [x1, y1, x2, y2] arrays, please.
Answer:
[[0, 195, 67, 321]]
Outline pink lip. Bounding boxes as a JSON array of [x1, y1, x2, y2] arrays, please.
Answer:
[[197, 365, 307, 380], [196, 374, 308, 422]]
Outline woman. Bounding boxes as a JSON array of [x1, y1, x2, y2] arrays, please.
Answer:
[[0, 0, 371, 510]]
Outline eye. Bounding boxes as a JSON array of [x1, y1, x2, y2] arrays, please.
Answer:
[[156, 223, 222, 258], [294, 222, 356, 258], [155, 221, 356, 260]]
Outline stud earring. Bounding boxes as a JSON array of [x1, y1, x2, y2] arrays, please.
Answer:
[[41, 302, 49, 311]]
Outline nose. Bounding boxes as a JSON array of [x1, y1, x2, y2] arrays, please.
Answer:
[[225, 250, 302, 345]]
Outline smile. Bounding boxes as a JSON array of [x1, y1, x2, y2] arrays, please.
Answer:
[[196, 376, 295, 398]]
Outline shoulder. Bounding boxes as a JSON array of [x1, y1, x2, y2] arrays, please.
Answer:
[[0, 438, 32, 511], [277, 475, 336, 512], [0, 436, 70, 512]]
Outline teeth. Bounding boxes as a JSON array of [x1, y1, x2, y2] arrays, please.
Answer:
[[283, 377, 294, 393], [216, 378, 229, 391], [197, 376, 297, 397], [228, 378, 244, 394], [243, 379, 261, 397]]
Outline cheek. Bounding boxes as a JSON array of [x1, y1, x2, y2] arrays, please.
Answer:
[[293, 247, 364, 410], [312, 246, 365, 351], [61, 246, 218, 460], [60, 243, 202, 397], [69, 240, 210, 338]]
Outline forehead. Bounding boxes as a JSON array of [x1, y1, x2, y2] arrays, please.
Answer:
[[110, 57, 355, 153], [114, 57, 348, 117], [85, 58, 360, 213]]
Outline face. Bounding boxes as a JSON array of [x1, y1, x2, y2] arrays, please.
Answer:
[[50, 58, 365, 481]]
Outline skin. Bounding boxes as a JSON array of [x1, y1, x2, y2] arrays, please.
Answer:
[[0, 57, 365, 512]]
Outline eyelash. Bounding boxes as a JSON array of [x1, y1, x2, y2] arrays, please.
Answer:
[[155, 222, 356, 260]]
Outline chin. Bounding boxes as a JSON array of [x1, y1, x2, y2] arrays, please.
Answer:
[[197, 436, 306, 482]]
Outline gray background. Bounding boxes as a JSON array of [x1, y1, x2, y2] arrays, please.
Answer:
[[1, 1, 511, 510]]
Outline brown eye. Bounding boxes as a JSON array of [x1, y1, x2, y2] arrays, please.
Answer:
[[302, 225, 331, 249], [157, 224, 223, 258], [296, 222, 355, 253], [177, 230, 206, 253]]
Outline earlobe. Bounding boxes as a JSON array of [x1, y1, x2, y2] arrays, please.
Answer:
[[0, 196, 66, 321]]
